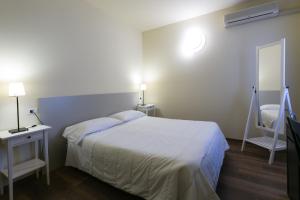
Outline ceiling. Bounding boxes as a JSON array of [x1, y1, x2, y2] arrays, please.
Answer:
[[87, 0, 249, 31]]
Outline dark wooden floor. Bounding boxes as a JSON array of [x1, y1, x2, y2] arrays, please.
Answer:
[[217, 139, 287, 200], [0, 139, 288, 200]]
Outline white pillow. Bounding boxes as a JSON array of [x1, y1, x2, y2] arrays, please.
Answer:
[[260, 104, 280, 111], [62, 117, 122, 144], [110, 110, 146, 122]]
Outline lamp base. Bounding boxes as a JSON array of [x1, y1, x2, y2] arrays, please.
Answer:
[[9, 127, 28, 134]]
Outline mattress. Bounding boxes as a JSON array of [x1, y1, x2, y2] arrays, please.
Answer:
[[65, 116, 229, 200]]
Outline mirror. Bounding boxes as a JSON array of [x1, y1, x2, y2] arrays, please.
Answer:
[[257, 39, 285, 131]]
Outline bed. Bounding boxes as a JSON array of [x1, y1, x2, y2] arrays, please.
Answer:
[[63, 111, 229, 200]]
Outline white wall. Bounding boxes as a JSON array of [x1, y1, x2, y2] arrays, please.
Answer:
[[143, 4, 300, 139], [0, 0, 142, 170], [0, 0, 143, 131]]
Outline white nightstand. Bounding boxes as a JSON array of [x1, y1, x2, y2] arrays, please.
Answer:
[[137, 104, 156, 116], [0, 125, 51, 200]]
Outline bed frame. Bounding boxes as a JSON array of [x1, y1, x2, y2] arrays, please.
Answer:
[[38, 92, 139, 170]]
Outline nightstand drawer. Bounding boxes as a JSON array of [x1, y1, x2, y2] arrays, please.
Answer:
[[10, 133, 43, 146]]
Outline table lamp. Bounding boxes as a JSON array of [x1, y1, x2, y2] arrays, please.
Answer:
[[140, 83, 147, 106], [8, 82, 28, 133]]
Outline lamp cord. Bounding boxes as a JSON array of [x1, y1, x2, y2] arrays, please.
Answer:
[[32, 111, 44, 125]]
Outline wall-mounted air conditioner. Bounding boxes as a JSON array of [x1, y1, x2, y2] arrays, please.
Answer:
[[224, 2, 279, 28]]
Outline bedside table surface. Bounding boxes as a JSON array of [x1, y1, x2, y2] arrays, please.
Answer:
[[137, 104, 155, 108], [0, 125, 51, 140]]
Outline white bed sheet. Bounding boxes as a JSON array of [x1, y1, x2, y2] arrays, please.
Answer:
[[65, 116, 229, 200]]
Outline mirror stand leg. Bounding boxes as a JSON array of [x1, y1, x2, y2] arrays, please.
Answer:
[[269, 150, 275, 165]]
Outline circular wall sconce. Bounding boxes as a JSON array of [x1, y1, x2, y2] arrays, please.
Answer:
[[181, 27, 206, 58]]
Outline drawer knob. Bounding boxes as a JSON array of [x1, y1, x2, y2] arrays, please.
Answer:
[[27, 136, 31, 139]]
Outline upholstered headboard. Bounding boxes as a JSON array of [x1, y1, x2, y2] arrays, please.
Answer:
[[259, 90, 281, 105], [38, 92, 138, 170]]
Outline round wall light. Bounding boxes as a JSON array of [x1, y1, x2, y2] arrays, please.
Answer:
[[181, 27, 206, 58]]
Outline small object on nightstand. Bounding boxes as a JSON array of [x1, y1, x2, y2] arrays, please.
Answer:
[[0, 125, 51, 200], [140, 83, 147, 106], [137, 104, 156, 116]]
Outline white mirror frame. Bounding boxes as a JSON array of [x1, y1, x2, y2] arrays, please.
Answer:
[[255, 38, 286, 127], [242, 38, 293, 165]]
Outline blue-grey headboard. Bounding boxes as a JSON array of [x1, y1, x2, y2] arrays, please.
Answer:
[[38, 92, 138, 170]]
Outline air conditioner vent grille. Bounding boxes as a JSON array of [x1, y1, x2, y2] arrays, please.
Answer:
[[224, 2, 279, 27]]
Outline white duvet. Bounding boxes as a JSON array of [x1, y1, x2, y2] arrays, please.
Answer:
[[65, 116, 229, 200]]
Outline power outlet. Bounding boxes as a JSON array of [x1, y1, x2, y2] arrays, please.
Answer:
[[28, 108, 38, 115]]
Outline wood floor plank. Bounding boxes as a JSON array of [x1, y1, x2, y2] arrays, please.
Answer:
[[0, 139, 288, 200], [217, 139, 288, 200]]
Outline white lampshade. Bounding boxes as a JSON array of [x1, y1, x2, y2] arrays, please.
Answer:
[[9, 82, 26, 97], [140, 83, 147, 91]]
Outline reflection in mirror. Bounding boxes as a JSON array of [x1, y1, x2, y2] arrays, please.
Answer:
[[257, 41, 282, 130]]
